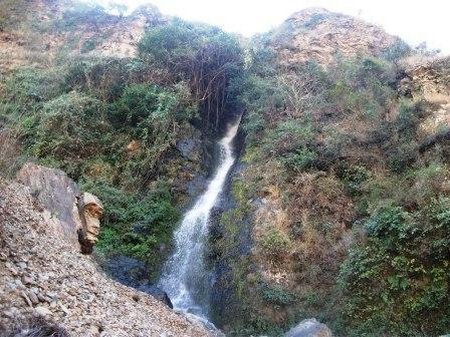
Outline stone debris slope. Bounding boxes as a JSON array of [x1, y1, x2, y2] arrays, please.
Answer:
[[0, 179, 213, 337]]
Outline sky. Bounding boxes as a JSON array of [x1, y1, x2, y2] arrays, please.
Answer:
[[88, 0, 450, 54]]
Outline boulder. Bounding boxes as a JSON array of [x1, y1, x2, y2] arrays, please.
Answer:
[[285, 318, 333, 337], [16, 163, 81, 240], [16, 163, 103, 254], [137, 284, 173, 309]]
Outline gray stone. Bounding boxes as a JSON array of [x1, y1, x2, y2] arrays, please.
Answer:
[[21, 274, 33, 285], [285, 318, 333, 337], [28, 290, 39, 305], [35, 306, 52, 316], [17, 261, 27, 269], [176, 138, 201, 161], [17, 163, 82, 238]]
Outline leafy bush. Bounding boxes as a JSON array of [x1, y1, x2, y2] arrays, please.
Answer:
[[63, 59, 153, 101], [84, 179, 180, 278], [109, 83, 195, 130], [260, 283, 296, 306], [280, 148, 318, 172], [382, 39, 412, 62], [387, 141, 418, 173], [364, 206, 416, 250], [338, 204, 450, 336], [139, 19, 245, 130], [336, 165, 370, 196], [27, 92, 110, 178], [0, 0, 28, 31], [57, 3, 111, 30]]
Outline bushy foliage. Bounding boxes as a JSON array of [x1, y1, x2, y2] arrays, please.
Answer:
[[260, 283, 296, 307], [232, 30, 449, 336], [1, 41, 205, 276], [85, 180, 180, 278], [382, 39, 412, 62], [338, 204, 450, 336], [23, 92, 109, 178], [57, 3, 111, 30], [109, 83, 195, 130], [0, 0, 28, 31], [139, 19, 245, 130]]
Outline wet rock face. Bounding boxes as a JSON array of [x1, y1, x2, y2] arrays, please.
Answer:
[[177, 138, 202, 161], [285, 318, 333, 337], [105, 255, 173, 308]]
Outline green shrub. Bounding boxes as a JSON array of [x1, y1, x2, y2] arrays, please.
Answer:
[[260, 228, 291, 260], [337, 165, 370, 196], [338, 204, 450, 336], [280, 148, 318, 171], [395, 99, 425, 134], [84, 179, 180, 278], [382, 39, 412, 62], [80, 38, 99, 53], [388, 141, 418, 173], [364, 206, 416, 249], [139, 19, 244, 130], [57, 3, 111, 30], [27, 92, 110, 178], [260, 283, 296, 306], [3, 68, 65, 105], [109, 83, 194, 128]]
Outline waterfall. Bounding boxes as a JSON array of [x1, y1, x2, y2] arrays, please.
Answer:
[[158, 118, 241, 319]]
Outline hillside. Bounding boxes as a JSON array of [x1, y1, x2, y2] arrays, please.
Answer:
[[1, 2, 449, 337], [268, 7, 401, 66], [208, 7, 450, 337], [0, 0, 165, 74], [0, 172, 213, 336]]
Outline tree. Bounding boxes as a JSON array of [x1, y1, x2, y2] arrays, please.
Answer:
[[138, 19, 245, 130]]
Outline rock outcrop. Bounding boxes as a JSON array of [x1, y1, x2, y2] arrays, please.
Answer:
[[269, 7, 399, 66], [0, 177, 213, 336], [285, 318, 333, 337], [0, 0, 166, 74], [104, 255, 173, 308], [16, 163, 82, 242], [16, 163, 103, 254], [77, 192, 103, 254], [401, 56, 450, 142]]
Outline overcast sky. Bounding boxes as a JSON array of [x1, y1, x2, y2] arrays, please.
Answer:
[[90, 0, 450, 54]]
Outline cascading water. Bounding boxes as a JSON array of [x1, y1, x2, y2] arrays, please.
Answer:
[[158, 118, 241, 319]]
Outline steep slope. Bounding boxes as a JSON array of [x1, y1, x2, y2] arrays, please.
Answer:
[[2, 2, 449, 336], [0, 175, 213, 336], [209, 8, 450, 337], [0, 0, 244, 286], [0, 0, 165, 75]]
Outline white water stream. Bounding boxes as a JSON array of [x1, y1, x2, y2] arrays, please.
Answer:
[[158, 118, 241, 319]]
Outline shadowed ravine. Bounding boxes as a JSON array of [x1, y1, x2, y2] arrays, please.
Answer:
[[158, 117, 241, 321]]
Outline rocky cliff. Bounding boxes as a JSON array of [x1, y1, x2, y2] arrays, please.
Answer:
[[267, 8, 401, 66], [0, 0, 165, 75]]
